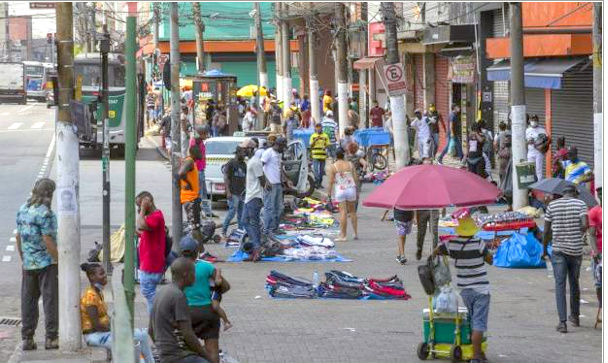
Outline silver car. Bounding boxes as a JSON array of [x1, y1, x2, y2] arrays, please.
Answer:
[[203, 136, 314, 199]]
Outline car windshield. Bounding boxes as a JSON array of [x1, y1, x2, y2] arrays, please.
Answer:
[[205, 140, 239, 155]]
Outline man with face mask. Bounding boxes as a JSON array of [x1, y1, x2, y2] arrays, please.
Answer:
[[410, 109, 432, 159], [221, 141, 252, 239], [526, 115, 547, 181], [261, 137, 287, 236]]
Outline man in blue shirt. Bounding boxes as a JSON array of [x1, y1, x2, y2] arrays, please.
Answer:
[[15, 178, 59, 350], [437, 104, 464, 163]]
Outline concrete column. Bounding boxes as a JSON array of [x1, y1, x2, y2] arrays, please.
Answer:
[[423, 53, 435, 110], [404, 52, 415, 116]]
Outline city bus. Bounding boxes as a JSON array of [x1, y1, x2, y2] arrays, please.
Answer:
[[74, 52, 144, 153], [23, 60, 50, 101]]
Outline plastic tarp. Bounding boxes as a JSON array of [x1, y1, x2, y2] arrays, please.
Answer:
[[487, 57, 586, 89], [493, 232, 547, 268], [226, 249, 352, 263]]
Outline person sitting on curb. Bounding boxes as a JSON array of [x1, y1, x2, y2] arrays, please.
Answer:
[[433, 209, 492, 363], [80, 262, 154, 363]]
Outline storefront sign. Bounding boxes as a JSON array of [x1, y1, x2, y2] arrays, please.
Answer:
[[383, 63, 407, 96], [451, 56, 475, 84]]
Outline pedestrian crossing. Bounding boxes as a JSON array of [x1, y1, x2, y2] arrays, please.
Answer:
[[0, 121, 52, 132]]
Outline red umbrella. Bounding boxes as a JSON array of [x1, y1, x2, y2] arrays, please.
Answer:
[[362, 164, 501, 210]]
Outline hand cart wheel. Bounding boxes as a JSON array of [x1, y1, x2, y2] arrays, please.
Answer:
[[417, 342, 430, 360], [450, 345, 462, 362]]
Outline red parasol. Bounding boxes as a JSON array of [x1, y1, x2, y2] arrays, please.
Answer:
[[362, 164, 501, 210]]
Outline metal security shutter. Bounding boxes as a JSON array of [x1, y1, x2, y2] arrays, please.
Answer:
[[492, 80, 509, 130], [435, 55, 450, 149], [551, 62, 593, 167], [524, 88, 546, 126], [414, 54, 424, 111], [492, 6, 507, 37]]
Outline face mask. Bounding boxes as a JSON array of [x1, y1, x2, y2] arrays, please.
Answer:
[[93, 282, 104, 291]]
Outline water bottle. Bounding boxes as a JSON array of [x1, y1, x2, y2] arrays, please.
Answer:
[[545, 256, 553, 277], [312, 270, 319, 289]]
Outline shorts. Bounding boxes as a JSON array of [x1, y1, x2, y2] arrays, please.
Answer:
[[189, 304, 220, 340], [183, 199, 201, 229], [270, 123, 283, 134], [164, 136, 172, 149], [394, 219, 413, 236], [211, 289, 222, 302], [334, 187, 357, 203], [460, 288, 490, 332]]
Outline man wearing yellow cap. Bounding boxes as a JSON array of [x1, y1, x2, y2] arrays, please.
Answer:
[[434, 210, 492, 363]]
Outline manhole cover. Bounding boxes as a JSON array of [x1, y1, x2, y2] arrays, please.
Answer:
[[0, 317, 21, 326]]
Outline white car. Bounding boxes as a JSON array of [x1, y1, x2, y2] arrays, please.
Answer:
[[204, 136, 314, 199]]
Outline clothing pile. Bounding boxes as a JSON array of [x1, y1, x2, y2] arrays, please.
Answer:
[[266, 270, 412, 300], [473, 211, 535, 230], [266, 270, 317, 299]]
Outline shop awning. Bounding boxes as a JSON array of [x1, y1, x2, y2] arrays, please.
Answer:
[[353, 56, 384, 70], [487, 57, 587, 89]]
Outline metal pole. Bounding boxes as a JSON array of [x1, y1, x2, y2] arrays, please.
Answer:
[[307, 13, 320, 125], [275, 3, 283, 102], [335, 2, 348, 138], [254, 2, 267, 129], [360, 2, 368, 127], [124, 7, 137, 324], [193, 2, 205, 72], [170, 3, 183, 246], [55, 2, 81, 351], [509, 2, 527, 209], [281, 3, 292, 106], [100, 24, 111, 275], [593, 3, 602, 189], [382, 2, 410, 168]]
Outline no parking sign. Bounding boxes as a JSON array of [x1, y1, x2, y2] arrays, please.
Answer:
[[383, 63, 407, 96]]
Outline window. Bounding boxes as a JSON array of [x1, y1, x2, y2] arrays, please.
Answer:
[[74, 63, 125, 88]]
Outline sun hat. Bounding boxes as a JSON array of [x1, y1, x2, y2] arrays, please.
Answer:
[[452, 208, 479, 237]]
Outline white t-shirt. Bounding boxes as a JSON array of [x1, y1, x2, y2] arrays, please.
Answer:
[[245, 151, 265, 203], [526, 126, 546, 156], [242, 112, 255, 132], [261, 147, 282, 184], [411, 117, 430, 141]]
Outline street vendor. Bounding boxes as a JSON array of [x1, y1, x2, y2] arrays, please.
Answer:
[[433, 209, 492, 363]]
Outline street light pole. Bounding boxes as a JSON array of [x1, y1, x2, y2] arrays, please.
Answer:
[[593, 3, 602, 189], [307, 13, 320, 125], [193, 2, 205, 73], [100, 24, 111, 274], [335, 2, 348, 138], [55, 2, 82, 351], [281, 3, 292, 107], [509, 2, 528, 210]]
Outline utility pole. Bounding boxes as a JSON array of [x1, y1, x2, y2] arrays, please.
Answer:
[[307, 13, 321, 125], [100, 24, 111, 275], [89, 5, 96, 52], [275, 3, 283, 103], [509, 2, 527, 209], [381, 2, 410, 168], [124, 3, 137, 322], [170, 3, 183, 246], [254, 2, 267, 129], [335, 2, 348, 138], [281, 3, 292, 106], [593, 3, 602, 189], [254, 3, 268, 88], [55, 2, 81, 351], [153, 3, 160, 49], [360, 2, 368, 128], [193, 2, 205, 73]]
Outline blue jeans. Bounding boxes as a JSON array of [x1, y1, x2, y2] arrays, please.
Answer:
[[431, 132, 439, 157], [327, 144, 337, 159], [242, 197, 263, 250], [222, 193, 244, 235], [460, 289, 490, 332], [138, 270, 163, 315], [263, 183, 283, 235], [198, 170, 212, 216], [551, 252, 582, 323], [84, 328, 154, 363], [438, 133, 463, 161], [312, 159, 326, 187]]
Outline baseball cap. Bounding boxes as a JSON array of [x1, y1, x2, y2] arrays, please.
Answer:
[[325, 110, 333, 117], [275, 136, 287, 145], [179, 235, 199, 254]]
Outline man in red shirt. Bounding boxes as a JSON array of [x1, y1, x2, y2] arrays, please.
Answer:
[[136, 191, 166, 314], [369, 100, 385, 128], [589, 187, 602, 304]]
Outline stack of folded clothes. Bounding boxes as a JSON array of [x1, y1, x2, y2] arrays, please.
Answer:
[[266, 270, 317, 299], [266, 270, 412, 300]]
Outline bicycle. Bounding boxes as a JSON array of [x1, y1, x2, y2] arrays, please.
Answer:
[[366, 144, 389, 172]]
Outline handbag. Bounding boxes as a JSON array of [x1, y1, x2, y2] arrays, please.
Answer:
[[430, 255, 452, 288], [418, 260, 436, 296]]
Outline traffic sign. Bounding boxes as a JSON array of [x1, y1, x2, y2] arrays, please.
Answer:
[[383, 63, 406, 96], [157, 54, 168, 66]]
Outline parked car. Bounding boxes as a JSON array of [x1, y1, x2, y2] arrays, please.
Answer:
[[204, 136, 315, 199]]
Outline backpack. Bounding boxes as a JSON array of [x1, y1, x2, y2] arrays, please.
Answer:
[[534, 133, 551, 154]]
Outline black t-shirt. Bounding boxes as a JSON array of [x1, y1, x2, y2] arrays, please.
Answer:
[[151, 284, 198, 362], [428, 112, 440, 134], [224, 158, 247, 195], [394, 208, 414, 222], [450, 112, 461, 137], [161, 115, 172, 136]]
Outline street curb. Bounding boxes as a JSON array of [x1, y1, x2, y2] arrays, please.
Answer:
[[7, 342, 22, 363], [143, 135, 170, 161]]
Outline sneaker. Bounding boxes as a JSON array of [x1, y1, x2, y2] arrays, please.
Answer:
[[45, 337, 59, 350], [22, 338, 37, 351], [436, 158, 443, 165], [416, 248, 422, 261], [568, 315, 580, 327], [396, 255, 407, 265], [556, 322, 568, 333]]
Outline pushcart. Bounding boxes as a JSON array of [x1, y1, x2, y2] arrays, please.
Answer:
[[417, 296, 487, 362]]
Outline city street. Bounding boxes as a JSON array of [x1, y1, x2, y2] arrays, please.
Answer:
[[0, 101, 601, 362]]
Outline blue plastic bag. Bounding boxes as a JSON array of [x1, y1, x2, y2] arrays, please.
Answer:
[[494, 232, 546, 268]]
